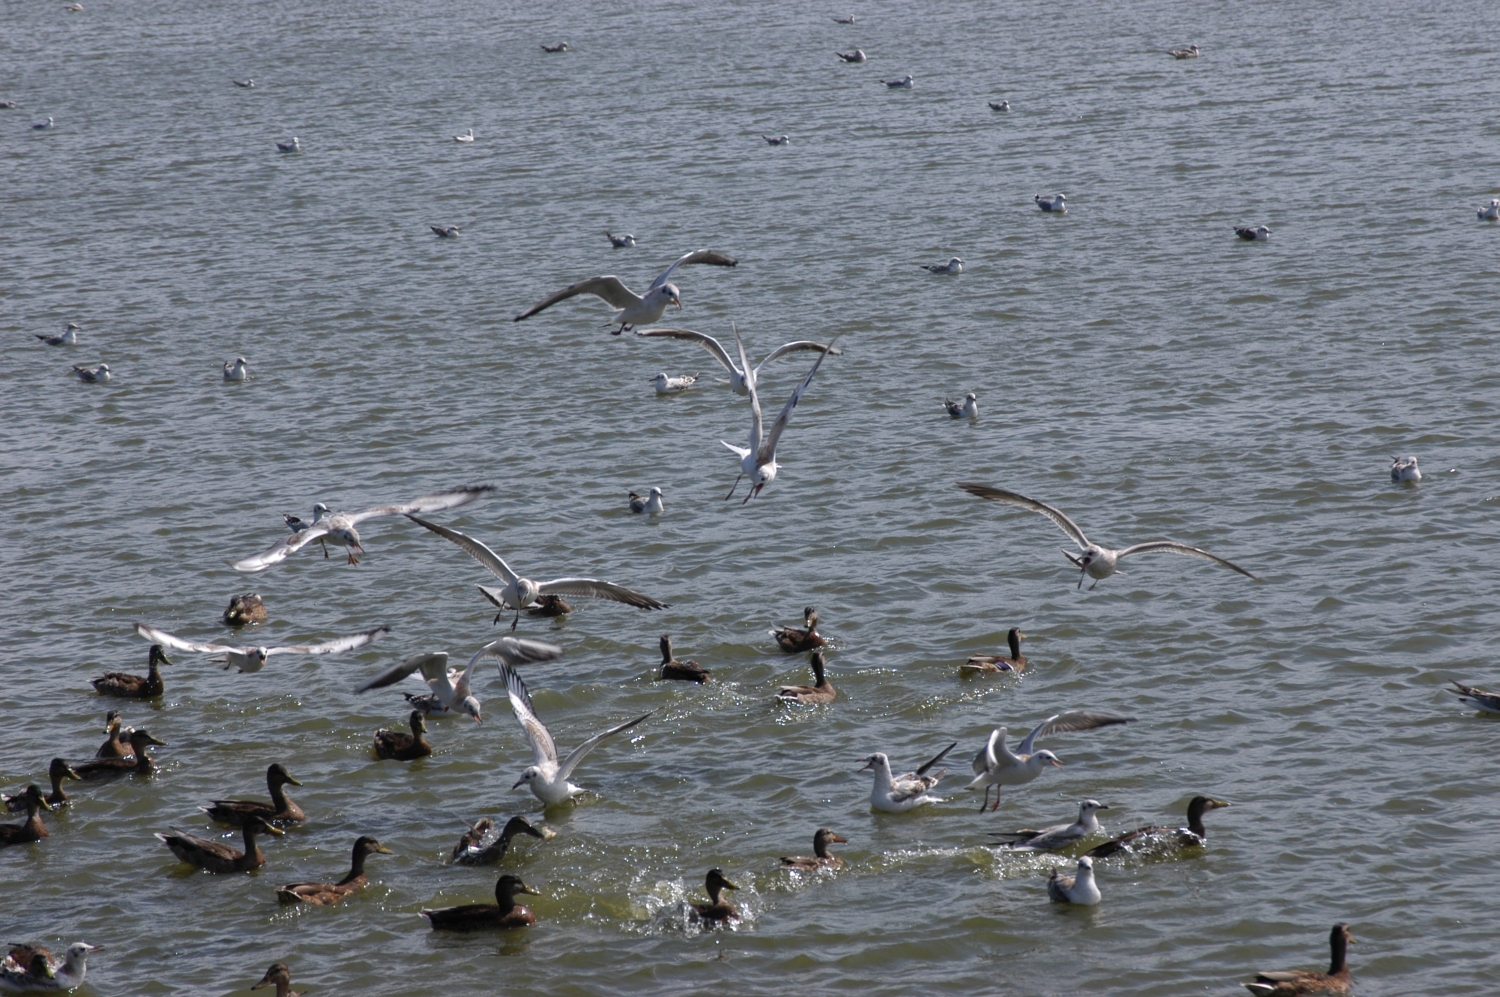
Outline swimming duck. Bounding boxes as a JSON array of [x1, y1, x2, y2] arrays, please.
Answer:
[[1390, 454, 1420, 482], [222, 593, 268, 627], [250, 962, 304, 997], [528, 594, 574, 617], [1047, 855, 1101, 905], [373, 710, 432, 761], [690, 868, 739, 923], [90, 644, 169, 699], [73, 729, 166, 779], [776, 650, 836, 703], [0, 786, 51, 847], [0, 943, 95, 992], [276, 835, 392, 905], [5, 760, 81, 812], [1087, 795, 1230, 859], [203, 763, 305, 826], [96, 710, 134, 757], [780, 828, 848, 870], [961, 628, 1028, 675], [658, 635, 710, 683], [1451, 680, 1500, 714], [156, 815, 282, 873], [421, 874, 540, 931], [771, 606, 826, 653], [451, 815, 554, 865], [1244, 923, 1356, 996], [859, 742, 955, 812], [992, 800, 1109, 852]]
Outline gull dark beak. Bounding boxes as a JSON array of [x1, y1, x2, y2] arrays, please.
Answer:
[[511, 776, 527, 790]]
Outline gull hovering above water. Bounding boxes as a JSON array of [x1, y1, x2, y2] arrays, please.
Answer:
[[513, 248, 738, 334], [406, 515, 669, 630], [500, 663, 652, 805], [354, 637, 563, 723], [722, 329, 838, 503], [965, 710, 1136, 811], [37, 323, 80, 345], [636, 325, 841, 396], [957, 482, 1261, 589], [858, 742, 956, 812], [134, 622, 388, 674], [230, 485, 494, 572]]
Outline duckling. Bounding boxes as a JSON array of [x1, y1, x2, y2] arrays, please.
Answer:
[[0, 943, 96, 992], [421, 874, 540, 931], [1046, 855, 1101, 905], [1244, 923, 1356, 996], [771, 606, 826, 653], [73, 729, 166, 779], [203, 763, 305, 826], [5, 759, 81, 812], [527, 594, 573, 618], [90, 644, 169, 698], [276, 835, 393, 905], [250, 962, 304, 997], [658, 635, 710, 683], [96, 710, 134, 758], [960, 628, 1028, 675], [690, 868, 740, 923], [776, 650, 836, 703], [373, 710, 432, 761], [156, 814, 283, 873], [780, 828, 848, 870], [222, 592, 268, 627], [452, 815, 554, 866], [0, 786, 51, 847], [1087, 795, 1230, 859]]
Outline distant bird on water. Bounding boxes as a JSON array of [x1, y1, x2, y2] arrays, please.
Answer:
[[1390, 455, 1420, 482], [276, 137, 300, 153], [33, 116, 54, 130], [859, 742, 955, 812], [944, 392, 979, 419], [762, 134, 790, 145], [1035, 193, 1067, 212], [36, 323, 80, 345], [431, 225, 460, 238], [988, 100, 1010, 112], [1480, 199, 1500, 221], [837, 50, 867, 63], [605, 230, 637, 248], [233, 79, 254, 88], [72, 364, 110, 383], [541, 42, 569, 53], [881, 75, 914, 89], [1235, 225, 1271, 241], [223, 357, 250, 382], [454, 128, 474, 143], [920, 256, 964, 274], [514, 249, 739, 334], [653, 372, 699, 395], [629, 487, 665, 515], [1169, 45, 1201, 59], [1242, 923, 1356, 997], [1047, 855, 1102, 905], [833, 15, 855, 25], [1450, 680, 1500, 714]]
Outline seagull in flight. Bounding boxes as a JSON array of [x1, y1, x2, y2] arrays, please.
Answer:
[[406, 515, 669, 630], [500, 663, 652, 805], [512, 249, 738, 334], [354, 637, 563, 723], [722, 329, 838, 503], [134, 622, 388, 674], [230, 485, 494, 572], [966, 710, 1135, 811], [636, 325, 841, 396], [957, 482, 1261, 589]]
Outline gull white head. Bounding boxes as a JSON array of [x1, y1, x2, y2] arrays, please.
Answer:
[[1390, 455, 1420, 482], [1033, 749, 1063, 768], [458, 693, 482, 724], [857, 752, 891, 776], [1481, 200, 1500, 220], [224, 357, 250, 381]]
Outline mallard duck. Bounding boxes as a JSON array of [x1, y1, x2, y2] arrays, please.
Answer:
[[374, 710, 432, 761], [90, 644, 169, 698], [223, 593, 268, 627], [0, 786, 51, 847], [203, 763, 305, 826], [451, 815, 553, 866], [658, 635, 710, 683], [527, 594, 573, 617], [780, 828, 848, 870], [96, 710, 134, 758], [421, 874, 539, 931], [73, 729, 166, 779], [250, 962, 304, 997], [771, 606, 826, 653], [5, 760, 80, 812], [1087, 795, 1230, 859], [690, 868, 739, 923], [156, 815, 282, 873], [1451, 680, 1500, 714], [276, 835, 392, 905], [960, 628, 1028, 675], [1244, 923, 1356, 996], [1047, 855, 1101, 905], [0, 943, 95, 992], [776, 650, 836, 703]]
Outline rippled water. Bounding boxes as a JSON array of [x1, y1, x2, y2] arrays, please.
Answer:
[[5, 0, 1500, 994]]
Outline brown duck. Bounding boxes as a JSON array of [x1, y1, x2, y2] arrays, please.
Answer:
[[374, 710, 432, 761], [1087, 795, 1231, 859], [776, 650, 836, 703], [223, 592, 268, 627], [1244, 923, 1356, 996], [421, 874, 540, 931], [658, 635, 710, 683], [528, 594, 573, 618], [780, 828, 848, 870], [0, 786, 51, 847], [276, 835, 392, 905], [203, 763, 305, 826], [771, 606, 827, 653], [91, 644, 169, 698], [5, 759, 81, 811], [960, 628, 1028, 675], [96, 710, 135, 758], [250, 962, 304, 997], [690, 868, 739, 923], [73, 729, 167, 780], [156, 815, 282, 873], [451, 815, 553, 865]]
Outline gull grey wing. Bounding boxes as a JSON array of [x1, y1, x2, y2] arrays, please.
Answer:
[[1017, 710, 1136, 756], [265, 626, 390, 657], [535, 578, 669, 610], [759, 339, 837, 466], [354, 651, 449, 694], [753, 340, 843, 374], [407, 515, 520, 585], [500, 663, 558, 766], [955, 483, 1092, 550], [514, 276, 639, 321], [733, 323, 765, 452], [634, 327, 737, 375], [346, 485, 495, 525], [648, 249, 739, 291], [134, 622, 236, 654], [972, 728, 1006, 775], [556, 710, 654, 782], [477, 636, 566, 668], [230, 524, 332, 573], [889, 776, 940, 803], [1115, 540, 1261, 581], [916, 741, 957, 777]]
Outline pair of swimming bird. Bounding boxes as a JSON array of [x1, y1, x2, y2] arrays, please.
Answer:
[[993, 794, 1231, 858], [0, 942, 97, 992]]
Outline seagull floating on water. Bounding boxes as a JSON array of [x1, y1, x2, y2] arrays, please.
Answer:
[[36, 323, 80, 346], [454, 128, 474, 143], [629, 487, 664, 515], [636, 325, 841, 396], [1035, 193, 1067, 213], [514, 249, 738, 334], [233, 79, 254, 88], [1390, 455, 1420, 482], [223, 357, 250, 382], [1, 943, 96, 992], [1451, 680, 1500, 714], [944, 392, 978, 419], [722, 328, 838, 503], [1235, 225, 1271, 241], [992, 800, 1109, 852], [72, 364, 110, 383], [1480, 199, 1500, 221], [541, 42, 569, 53], [0, 101, 18, 109], [837, 49, 867, 63], [653, 372, 699, 394], [134, 622, 388, 674], [988, 100, 1010, 112], [1169, 45, 1201, 59], [762, 134, 790, 145], [833, 14, 855, 24], [881, 75, 914, 89], [354, 637, 563, 723], [605, 230, 637, 248], [957, 482, 1262, 589], [431, 225, 460, 238], [966, 710, 1136, 811], [859, 742, 955, 812], [1047, 856, 1101, 905], [920, 257, 964, 274], [276, 137, 300, 153], [33, 116, 54, 130]]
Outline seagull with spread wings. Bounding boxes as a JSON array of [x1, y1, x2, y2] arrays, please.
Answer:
[[722, 328, 838, 503], [635, 324, 841, 395], [133, 622, 388, 674], [513, 249, 738, 334], [966, 710, 1136, 811], [354, 637, 563, 723]]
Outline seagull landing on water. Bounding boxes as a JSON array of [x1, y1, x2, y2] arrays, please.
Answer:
[[636, 325, 841, 396], [762, 134, 790, 145], [431, 225, 460, 238], [223, 357, 250, 382], [859, 742, 955, 812], [605, 230, 637, 248], [1169, 45, 1201, 59], [920, 257, 964, 274], [837, 49, 867, 63], [454, 128, 474, 143], [135, 622, 388, 674], [353, 637, 563, 723], [945, 393, 978, 419], [37, 323, 80, 346], [1390, 455, 1421, 483], [881, 75, 914, 89], [72, 364, 110, 383], [965, 711, 1135, 811], [513, 249, 738, 335], [958, 482, 1262, 589], [233, 79, 254, 88], [629, 488, 664, 515], [1035, 193, 1067, 213], [988, 100, 1011, 112], [653, 372, 699, 395], [1478, 199, 1499, 221], [1234, 225, 1271, 241], [276, 137, 300, 153], [722, 328, 839, 504]]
